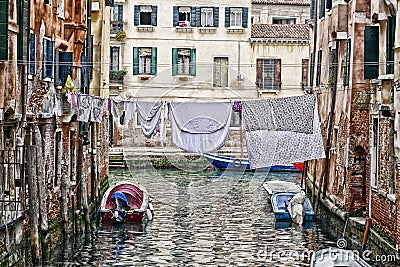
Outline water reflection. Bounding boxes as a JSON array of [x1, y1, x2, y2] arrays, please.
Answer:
[[48, 169, 337, 266]]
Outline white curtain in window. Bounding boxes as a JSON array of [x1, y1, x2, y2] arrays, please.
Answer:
[[201, 8, 213, 26], [230, 8, 242, 27]]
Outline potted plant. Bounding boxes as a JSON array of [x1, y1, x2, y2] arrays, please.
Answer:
[[115, 30, 126, 41], [110, 70, 128, 80]]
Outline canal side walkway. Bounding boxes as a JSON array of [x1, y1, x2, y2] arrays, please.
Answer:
[[109, 146, 248, 169]]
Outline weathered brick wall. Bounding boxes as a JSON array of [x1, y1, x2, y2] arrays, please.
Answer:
[[371, 193, 396, 234]]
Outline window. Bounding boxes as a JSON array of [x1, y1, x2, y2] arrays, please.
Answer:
[[178, 6, 190, 26], [174, 6, 219, 27], [230, 8, 242, 27], [29, 33, 36, 75], [134, 5, 157, 26], [110, 46, 120, 71], [342, 39, 351, 86], [111, 5, 123, 33], [371, 118, 379, 188], [0, 0, 8, 60], [225, 7, 248, 28], [45, 0, 51, 5], [272, 18, 296, 24], [57, 0, 64, 18], [172, 48, 196, 76], [213, 57, 228, 87], [364, 26, 379, 79], [256, 59, 281, 91], [43, 38, 54, 78], [316, 49, 322, 86], [201, 8, 214, 27], [133, 47, 157, 75], [59, 52, 73, 85]]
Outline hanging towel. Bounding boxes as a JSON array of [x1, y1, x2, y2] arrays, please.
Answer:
[[169, 102, 232, 153], [124, 101, 136, 122], [243, 94, 316, 134], [136, 101, 163, 138], [77, 94, 92, 122], [91, 96, 105, 123], [111, 99, 125, 118], [245, 100, 325, 169]]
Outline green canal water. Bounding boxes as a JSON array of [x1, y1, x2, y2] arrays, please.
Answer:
[[46, 168, 347, 266]]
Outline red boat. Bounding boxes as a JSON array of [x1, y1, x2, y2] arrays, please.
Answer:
[[100, 182, 153, 223]]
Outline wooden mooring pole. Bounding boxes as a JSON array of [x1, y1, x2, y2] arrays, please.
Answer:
[[27, 146, 40, 265]]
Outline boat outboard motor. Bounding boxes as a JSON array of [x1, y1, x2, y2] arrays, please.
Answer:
[[111, 192, 131, 223]]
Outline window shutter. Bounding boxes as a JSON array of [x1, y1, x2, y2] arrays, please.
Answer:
[[133, 47, 139, 75], [316, 49, 322, 86], [81, 55, 88, 88], [386, 16, 395, 74], [190, 48, 196, 76], [256, 59, 262, 88], [59, 51, 73, 85], [275, 59, 281, 90], [364, 26, 379, 79], [29, 33, 36, 75], [310, 52, 314, 86], [225, 7, 230, 27], [213, 7, 219, 27], [151, 6, 157, 26], [310, 0, 315, 20], [196, 7, 201, 27], [134, 5, 139, 26], [0, 0, 8, 60], [46, 40, 54, 78], [172, 48, 178, 76], [242, 7, 248, 28], [326, 0, 332, 11], [118, 5, 123, 22], [190, 7, 197, 27], [173, 6, 178, 27], [151, 47, 157, 75], [343, 39, 351, 86], [319, 0, 325, 19], [302, 59, 309, 88]]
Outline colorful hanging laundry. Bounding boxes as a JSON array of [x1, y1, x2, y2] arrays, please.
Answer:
[[169, 102, 232, 153], [136, 101, 163, 138], [77, 94, 93, 122], [90, 96, 105, 123], [243, 94, 316, 134]]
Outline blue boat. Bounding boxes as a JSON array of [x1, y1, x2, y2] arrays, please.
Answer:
[[271, 192, 315, 222], [203, 153, 302, 172]]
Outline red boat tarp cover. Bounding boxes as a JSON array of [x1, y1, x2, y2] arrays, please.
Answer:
[[105, 183, 144, 210]]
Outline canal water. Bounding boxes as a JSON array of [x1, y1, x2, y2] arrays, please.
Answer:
[[47, 168, 341, 266]]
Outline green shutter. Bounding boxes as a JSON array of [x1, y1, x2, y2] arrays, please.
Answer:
[[225, 7, 230, 27], [190, 48, 196, 76], [151, 6, 157, 26], [133, 47, 139, 75], [151, 47, 157, 75], [364, 26, 379, 79], [134, 5, 139, 26], [386, 16, 395, 74], [213, 7, 219, 27], [173, 6, 178, 27], [0, 0, 8, 60], [172, 48, 178, 76], [242, 7, 248, 28]]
